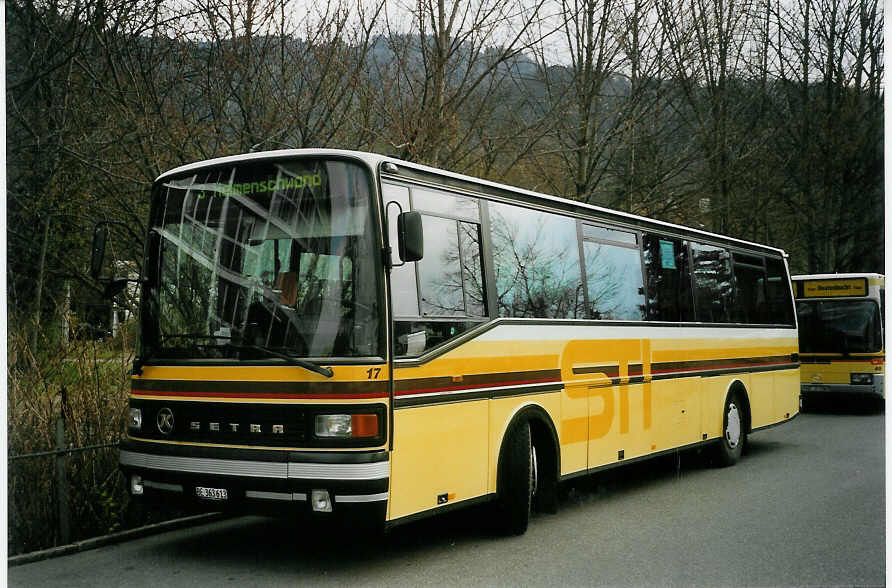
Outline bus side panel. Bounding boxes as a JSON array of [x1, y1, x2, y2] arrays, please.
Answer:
[[648, 377, 702, 453], [560, 383, 589, 476], [775, 369, 802, 418], [747, 372, 775, 427], [589, 378, 700, 468], [487, 393, 562, 494], [747, 369, 799, 429], [586, 382, 664, 466], [389, 400, 489, 521]]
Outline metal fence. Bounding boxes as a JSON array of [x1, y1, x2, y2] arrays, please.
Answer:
[[8, 410, 121, 547]]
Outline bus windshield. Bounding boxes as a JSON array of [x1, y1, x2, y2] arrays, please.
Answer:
[[141, 158, 382, 361], [796, 299, 883, 354]]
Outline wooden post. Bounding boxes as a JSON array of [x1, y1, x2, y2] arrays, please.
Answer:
[[61, 280, 71, 347], [33, 217, 51, 352], [55, 387, 70, 545]]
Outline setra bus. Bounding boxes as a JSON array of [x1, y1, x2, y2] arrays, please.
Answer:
[[792, 274, 885, 409], [93, 149, 800, 534]]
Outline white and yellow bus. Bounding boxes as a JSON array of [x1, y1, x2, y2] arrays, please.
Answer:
[[98, 149, 800, 535], [793, 274, 885, 409]]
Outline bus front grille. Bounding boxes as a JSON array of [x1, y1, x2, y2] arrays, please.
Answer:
[[129, 399, 306, 446]]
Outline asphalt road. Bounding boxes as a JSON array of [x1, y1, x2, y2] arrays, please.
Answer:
[[9, 407, 885, 587]]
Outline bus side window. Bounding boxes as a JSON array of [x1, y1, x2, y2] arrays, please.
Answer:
[[691, 243, 733, 323], [391, 186, 488, 357], [417, 216, 486, 317], [489, 202, 583, 318], [731, 252, 768, 324], [643, 234, 693, 322], [764, 257, 795, 325], [383, 182, 420, 316], [581, 224, 645, 320]]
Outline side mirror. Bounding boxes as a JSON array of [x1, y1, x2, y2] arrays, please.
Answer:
[[397, 211, 424, 263], [90, 224, 108, 280]]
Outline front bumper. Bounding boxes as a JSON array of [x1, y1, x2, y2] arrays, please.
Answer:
[[119, 439, 389, 519]]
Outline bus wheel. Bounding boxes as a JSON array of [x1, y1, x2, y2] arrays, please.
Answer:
[[495, 420, 534, 535], [799, 394, 811, 413], [713, 392, 746, 467]]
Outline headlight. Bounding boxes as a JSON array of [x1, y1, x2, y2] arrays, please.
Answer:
[[311, 489, 333, 512], [314, 413, 379, 439], [129, 408, 143, 430], [851, 373, 874, 385], [130, 474, 144, 495]]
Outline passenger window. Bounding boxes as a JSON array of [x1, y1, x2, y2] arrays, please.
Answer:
[[459, 222, 486, 317], [583, 224, 638, 245], [731, 254, 767, 324], [764, 257, 795, 325], [581, 224, 645, 320], [391, 186, 488, 358], [393, 319, 482, 357], [417, 216, 486, 317], [643, 235, 693, 322], [489, 202, 583, 318], [383, 182, 419, 316], [412, 187, 480, 221], [691, 243, 733, 323]]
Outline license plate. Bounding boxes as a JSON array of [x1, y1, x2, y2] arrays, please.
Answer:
[[195, 486, 228, 501], [805, 385, 830, 392]]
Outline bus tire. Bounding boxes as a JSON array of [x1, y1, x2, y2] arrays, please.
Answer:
[[799, 394, 812, 413], [495, 420, 534, 535], [713, 391, 746, 467], [531, 428, 558, 515]]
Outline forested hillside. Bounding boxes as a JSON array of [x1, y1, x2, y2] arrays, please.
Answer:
[[6, 0, 884, 340]]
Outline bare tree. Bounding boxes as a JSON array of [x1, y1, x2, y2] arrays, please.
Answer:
[[368, 0, 548, 170], [655, 0, 766, 234], [607, 0, 701, 221], [531, 0, 629, 204], [6, 0, 152, 340], [761, 0, 883, 272]]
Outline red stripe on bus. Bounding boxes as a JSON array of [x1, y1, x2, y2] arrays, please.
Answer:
[[651, 360, 792, 375], [131, 389, 389, 400]]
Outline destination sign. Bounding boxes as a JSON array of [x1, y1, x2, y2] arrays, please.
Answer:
[[797, 278, 868, 298]]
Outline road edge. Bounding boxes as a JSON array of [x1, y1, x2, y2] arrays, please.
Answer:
[[8, 512, 231, 567]]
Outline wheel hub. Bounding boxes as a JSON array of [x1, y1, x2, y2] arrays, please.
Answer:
[[531, 444, 538, 497], [725, 402, 741, 448]]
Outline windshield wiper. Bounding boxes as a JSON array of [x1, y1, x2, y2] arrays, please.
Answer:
[[225, 344, 334, 378]]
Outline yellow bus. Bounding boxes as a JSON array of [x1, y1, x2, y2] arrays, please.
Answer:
[[792, 274, 885, 409], [95, 149, 800, 535]]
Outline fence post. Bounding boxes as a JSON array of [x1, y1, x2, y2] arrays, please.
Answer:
[[55, 387, 71, 545], [62, 280, 71, 347]]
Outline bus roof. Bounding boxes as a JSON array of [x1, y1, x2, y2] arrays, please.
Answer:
[[156, 148, 790, 258]]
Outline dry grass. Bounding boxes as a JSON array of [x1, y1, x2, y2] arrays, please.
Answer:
[[7, 323, 182, 555]]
